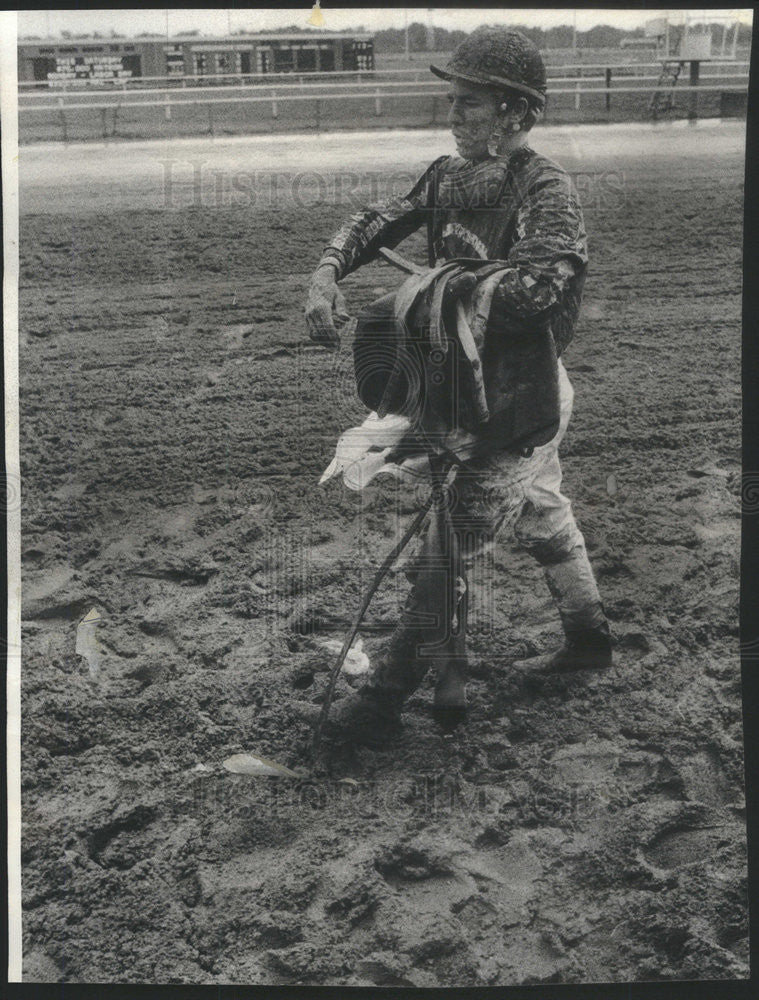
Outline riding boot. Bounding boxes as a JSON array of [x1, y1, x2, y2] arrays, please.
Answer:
[[301, 470, 469, 742], [430, 525, 469, 732], [292, 532, 440, 747], [293, 620, 430, 748], [360, 489, 464, 717], [514, 537, 612, 673]]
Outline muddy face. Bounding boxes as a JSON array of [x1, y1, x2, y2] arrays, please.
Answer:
[[446, 79, 501, 161]]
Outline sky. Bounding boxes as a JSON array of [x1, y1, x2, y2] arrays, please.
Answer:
[[17, 8, 754, 39]]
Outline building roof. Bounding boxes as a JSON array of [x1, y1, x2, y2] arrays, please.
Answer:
[[18, 32, 372, 47]]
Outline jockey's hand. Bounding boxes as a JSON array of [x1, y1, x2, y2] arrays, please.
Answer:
[[305, 264, 350, 351]]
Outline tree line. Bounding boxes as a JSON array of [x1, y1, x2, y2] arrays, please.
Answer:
[[20, 21, 753, 49], [358, 21, 753, 52]]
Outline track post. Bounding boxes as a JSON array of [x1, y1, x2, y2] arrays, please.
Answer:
[[271, 89, 278, 119], [605, 68, 612, 112], [57, 97, 67, 143], [688, 59, 700, 120], [374, 88, 382, 116]]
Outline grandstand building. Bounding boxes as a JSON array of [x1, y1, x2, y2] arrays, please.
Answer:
[[18, 32, 374, 85]]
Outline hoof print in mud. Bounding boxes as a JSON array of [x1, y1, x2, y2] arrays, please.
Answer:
[[129, 557, 219, 586], [86, 804, 159, 870], [250, 910, 303, 948], [264, 942, 347, 980], [374, 840, 454, 882], [355, 952, 416, 987], [408, 919, 465, 964]]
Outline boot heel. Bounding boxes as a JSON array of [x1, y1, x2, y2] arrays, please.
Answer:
[[431, 703, 467, 733], [433, 659, 468, 732]]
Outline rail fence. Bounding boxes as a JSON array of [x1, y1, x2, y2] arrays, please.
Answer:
[[17, 59, 750, 91], [17, 68, 750, 144]]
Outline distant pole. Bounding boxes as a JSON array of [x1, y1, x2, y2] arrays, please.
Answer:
[[572, 10, 577, 53], [405, 10, 410, 61], [46, 10, 51, 37], [731, 18, 739, 59], [665, 17, 670, 57], [165, 9, 169, 39], [227, 9, 232, 35], [688, 58, 699, 120]]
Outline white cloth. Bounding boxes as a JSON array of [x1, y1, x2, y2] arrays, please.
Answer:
[[319, 411, 429, 491]]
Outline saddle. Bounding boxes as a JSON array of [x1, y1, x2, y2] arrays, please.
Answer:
[[354, 258, 561, 461]]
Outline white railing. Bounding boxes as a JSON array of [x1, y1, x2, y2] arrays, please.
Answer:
[[16, 58, 751, 90], [16, 70, 751, 106], [19, 81, 749, 115]]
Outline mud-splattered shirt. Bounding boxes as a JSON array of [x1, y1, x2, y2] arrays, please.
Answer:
[[320, 145, 587, 356]]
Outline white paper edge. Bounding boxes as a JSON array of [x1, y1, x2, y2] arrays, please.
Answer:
[[2, 9, 22, 984]]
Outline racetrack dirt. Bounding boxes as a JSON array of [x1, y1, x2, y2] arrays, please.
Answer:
[[18, 123, 748, 985]]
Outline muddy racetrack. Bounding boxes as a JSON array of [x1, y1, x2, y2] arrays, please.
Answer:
[[19, 122, 748, 985]]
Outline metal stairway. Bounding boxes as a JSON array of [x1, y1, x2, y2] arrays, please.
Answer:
[[649, 60, 684, 117]]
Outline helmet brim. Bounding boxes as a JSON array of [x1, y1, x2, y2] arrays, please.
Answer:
[[429, 62, 546, 108]]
